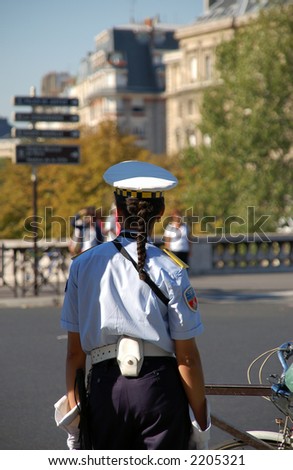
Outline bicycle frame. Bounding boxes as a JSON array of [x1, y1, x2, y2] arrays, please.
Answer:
[[206, 342, 293, 449], [205, 384, 291, 450]]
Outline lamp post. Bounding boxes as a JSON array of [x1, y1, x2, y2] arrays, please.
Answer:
[[30, 86, 39, 296]]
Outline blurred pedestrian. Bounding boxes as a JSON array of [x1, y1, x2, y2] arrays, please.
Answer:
[[102, 203, 119, 241], [68, 206, 104, 255], [163, 209, 191, 265]]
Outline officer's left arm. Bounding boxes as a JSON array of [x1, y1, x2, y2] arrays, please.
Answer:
[[66, 331, 86, 410]]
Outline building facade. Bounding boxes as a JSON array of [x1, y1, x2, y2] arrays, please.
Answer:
[[164, 0, 292, 155], [163, 0, 280, 154], [70, 18, 179, 154], [36, 1, 289, 157]]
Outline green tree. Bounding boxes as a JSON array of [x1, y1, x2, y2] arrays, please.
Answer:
[[0, 122, 151, 239], [182, 3, 293, 233], [0, 159, 32, 238]]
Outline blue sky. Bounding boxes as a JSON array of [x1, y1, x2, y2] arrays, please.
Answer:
[[0, 0, 204, 124]]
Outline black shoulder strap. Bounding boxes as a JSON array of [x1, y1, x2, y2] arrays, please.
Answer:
[[112, 239, 169, 306]]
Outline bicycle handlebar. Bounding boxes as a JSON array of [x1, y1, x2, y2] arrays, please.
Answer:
[[277, 341, 293, 373]]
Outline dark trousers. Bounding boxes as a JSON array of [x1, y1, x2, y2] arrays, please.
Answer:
[[88, 357, 191, 450]]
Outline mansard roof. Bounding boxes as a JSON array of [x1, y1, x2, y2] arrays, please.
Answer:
[[198, 0, 288, 23]]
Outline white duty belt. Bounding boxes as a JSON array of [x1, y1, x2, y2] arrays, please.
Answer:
[[91, 338, 173, 377], [91, 340, 173, 365]]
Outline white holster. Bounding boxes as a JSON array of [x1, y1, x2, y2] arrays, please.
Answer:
[[117, 336, 143, 377]]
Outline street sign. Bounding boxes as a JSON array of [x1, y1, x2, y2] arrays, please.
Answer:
[[12, 128, 80, 139], [16, 144, 80, 165], [14, 112, 79, 123], [13, 96, 79, 107]]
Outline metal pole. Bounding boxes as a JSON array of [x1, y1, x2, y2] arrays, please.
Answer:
[[211, 413, 274, 449], [205, 384, 271, 396], [30, 86, 38, 296], [31, 165, 38, 295]]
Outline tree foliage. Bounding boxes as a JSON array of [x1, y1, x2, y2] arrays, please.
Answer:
[[180, 3, 293, 233], [1, 5, 292, 239], [0, 122, 156, 239]]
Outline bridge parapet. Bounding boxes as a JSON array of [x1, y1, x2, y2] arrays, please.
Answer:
[[189, 233, 293, 274]]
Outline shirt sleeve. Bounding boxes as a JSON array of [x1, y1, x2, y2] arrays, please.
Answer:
[[60, 261, 80, 332], [166, 268, 203, 340]]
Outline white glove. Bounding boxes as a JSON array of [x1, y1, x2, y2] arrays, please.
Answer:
[[189, 399, 211, 450], [54, 395, 80, 450], [66, 430, 80, 450]]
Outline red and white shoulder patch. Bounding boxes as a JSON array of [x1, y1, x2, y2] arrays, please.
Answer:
[[184, 286, 198, 312]]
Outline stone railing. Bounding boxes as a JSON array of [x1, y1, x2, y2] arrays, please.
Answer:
[[1, 233, 292, 296], [0, 240, 70, 297], [188, 233, 293, 275]]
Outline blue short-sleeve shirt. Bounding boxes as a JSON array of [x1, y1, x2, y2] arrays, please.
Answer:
[[61, 236, 203, 354]]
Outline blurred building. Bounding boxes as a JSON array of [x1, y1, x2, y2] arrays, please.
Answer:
[[69, 18, 179, 154], [38, 1, 289, 156], [0, 118, 15, 160], [163, 0, 290, 154], [41, 72, 74, 97], [0, 118, 12, 138]]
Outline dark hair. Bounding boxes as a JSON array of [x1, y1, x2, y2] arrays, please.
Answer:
[[114, 192, 165, 280]]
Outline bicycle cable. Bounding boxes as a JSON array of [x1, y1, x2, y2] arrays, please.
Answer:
[[247, 347, 280, 401]]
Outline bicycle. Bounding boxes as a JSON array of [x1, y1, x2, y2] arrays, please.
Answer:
[[211, 341, 293, 450]]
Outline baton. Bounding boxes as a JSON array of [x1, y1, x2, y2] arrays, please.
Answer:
[[76, 368, 92, 450]]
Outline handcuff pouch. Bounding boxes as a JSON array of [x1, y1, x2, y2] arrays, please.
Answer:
[[117, 336, 143, 376]]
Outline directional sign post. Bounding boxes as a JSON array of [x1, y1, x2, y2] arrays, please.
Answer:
[[14, 112, 79, 123], [16, 144, 80, 165], [13, 96, 79, 107], [12, 128, 80, 139], [12, 89, 80, 296]]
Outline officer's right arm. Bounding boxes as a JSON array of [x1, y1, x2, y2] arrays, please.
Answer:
[[66, 331, 86, 410]]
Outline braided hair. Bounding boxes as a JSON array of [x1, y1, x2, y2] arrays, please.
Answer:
[[115, 192, 165, 281]]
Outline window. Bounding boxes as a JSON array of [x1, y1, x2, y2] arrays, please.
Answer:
[[107, 51, 127, 68], [131, 98, 144, 113], [189, 134, 197, 147], [188, 99, 196, 115], [190, 57, 198, 82], [186, 127, 197, 147], [171, 64, 180, 90], [175, 128, 181, 149], [205, 55, 212, 80], [116, 99, 124, 114], [153, 51, 163, 66], [132, 126, 146, 139], [106, 72, 115, 88], [116, 70, 127, 88], [156, 65, 165, 89], [92, 51, 107, 70], [153, 31, 166, 46], [107, 98, 116, 113], [203, 134, 212, 146]]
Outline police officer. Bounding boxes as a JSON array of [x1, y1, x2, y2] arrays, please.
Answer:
[[55, 160, 210, 450]]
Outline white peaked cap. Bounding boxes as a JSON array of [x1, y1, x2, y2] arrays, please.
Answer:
[[103, 160, 178, 195]]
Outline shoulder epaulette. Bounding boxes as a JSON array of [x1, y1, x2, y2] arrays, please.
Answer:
[[162, 248, 189, 269]]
